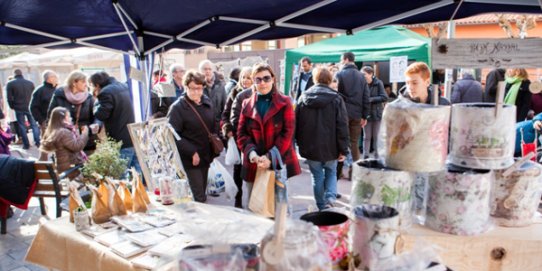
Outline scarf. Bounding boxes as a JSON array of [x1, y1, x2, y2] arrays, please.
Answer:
[[64, 87, 88, 105], [504, 76, 522, 105]]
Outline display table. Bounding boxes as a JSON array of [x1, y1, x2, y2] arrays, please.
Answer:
[[25, 202, 274, 271], [404, 222, 542, 271]]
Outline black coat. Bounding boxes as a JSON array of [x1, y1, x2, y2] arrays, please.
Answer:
[[48, 88, 98, 151], [367, 77, 388, 121], [336, 63, 370, 120], [6, 75, 34, 112], [505, 79, 532, 122], [295, 71, 314, 101], [0, 154, 36, 205], [484, 68, 506, 103], [204, 72, 227, 130], [168, 95, 218, 170], [94, 78, 135, 148], [230, 88, 253, 137], [295, 84, 349, 162], [30, 82, 56, 124]]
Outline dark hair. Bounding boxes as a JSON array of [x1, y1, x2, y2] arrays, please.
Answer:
[[89, 72, 111, 88], [342, 52, 355, 62], [13, 69, 22, 76], [153, 70, 166, 77], [300, 57, 312, 65], [361, 66, 374, 75], [312, 66, 333, 85], [183, 70, 206, 87], [229, 68, 241, 82]]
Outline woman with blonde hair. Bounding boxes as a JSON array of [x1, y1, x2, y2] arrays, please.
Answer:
[[504, 68, 531, 122], [47, 70, 99, 154], [41, 107, 89, 179], [221, 66, 252, 208]]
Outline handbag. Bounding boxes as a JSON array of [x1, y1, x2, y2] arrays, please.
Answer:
[[185, 100, 224, 155]]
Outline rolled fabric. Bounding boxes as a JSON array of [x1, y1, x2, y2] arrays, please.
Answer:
[[449, 103, 516, 169], [492, 159, 542, 227], [351, 159, 415, 227], [379, 99, 450, 172], [426, 165, 493, 236]]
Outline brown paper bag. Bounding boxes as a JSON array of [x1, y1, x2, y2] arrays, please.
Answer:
[[97, 180, 110, 209], [104, 178, 127, 216], [117, 182, 133, 211], [68, 183, 86, 223], [248, 168, 275, 217], [89, 186, 112, 224], [131, 170, 148, 213]]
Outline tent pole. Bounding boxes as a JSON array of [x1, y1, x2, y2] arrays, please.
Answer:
[[113, 3, 140, 56], [353, 0, 453, 33], [444, 20, 456, 100], [176, 20, 212, 40], [115, 3, 139, 29], [464, 0, 540, 6], [78, 31, 133, 42], [279, 22, 345, 34]]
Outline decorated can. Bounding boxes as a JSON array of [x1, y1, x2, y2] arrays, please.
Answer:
[[449, 103, 516, 169], [351, 159, 415, 227], [300, 211, 349, 270], [379, 100, 450, 172], [351, 204, 401, 270], [492, 160, 542, 227], [426, 165, 493, 235]]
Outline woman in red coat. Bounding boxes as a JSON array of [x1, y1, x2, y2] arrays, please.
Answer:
[[237, 63, 301, 203]]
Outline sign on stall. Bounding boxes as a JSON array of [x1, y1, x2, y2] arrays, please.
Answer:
[[390, 56, 408, 83], [432, 38, 542, 69], [129, 66, 145, 82]]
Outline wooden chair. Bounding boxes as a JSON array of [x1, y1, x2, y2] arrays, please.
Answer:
[[33, 161, 70, 218]]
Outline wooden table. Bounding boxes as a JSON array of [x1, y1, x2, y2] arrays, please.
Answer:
[[25, 202, 273, 271], [404, 222, 542, 271]]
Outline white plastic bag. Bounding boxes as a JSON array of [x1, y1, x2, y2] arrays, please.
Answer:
[[225, 137, 241, 165], [207, 160, 237, 198]]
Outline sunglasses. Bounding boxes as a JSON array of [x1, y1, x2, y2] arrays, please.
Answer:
[[254, 75, 273, 84]]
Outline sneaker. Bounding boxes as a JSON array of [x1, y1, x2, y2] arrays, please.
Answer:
[[208, 192, 220, 197], [322, 202, 335, 210], [336, 193, 342, 199]]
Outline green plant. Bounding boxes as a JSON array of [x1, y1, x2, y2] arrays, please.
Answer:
[[82, 137, 128, 181]]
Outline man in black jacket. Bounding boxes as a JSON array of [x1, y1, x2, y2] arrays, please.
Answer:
[[90, 72, 136, 166], [296, 67, 349, 210], [484, 68, 506, 103], [30, 70, 58, 133], [336, 52, 370, 179], [6, 69, 40, 149], [295, 57, 314, 102]]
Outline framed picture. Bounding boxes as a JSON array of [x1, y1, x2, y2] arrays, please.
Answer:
[[128, 117, 186, 193]]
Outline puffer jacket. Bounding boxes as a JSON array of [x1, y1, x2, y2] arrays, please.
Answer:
[[41, 127, 88, 174], [336, 63, 370, 120]]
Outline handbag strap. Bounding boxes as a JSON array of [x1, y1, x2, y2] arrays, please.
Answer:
[[269, 146, 285, 170], [185, 99, 212, 137]]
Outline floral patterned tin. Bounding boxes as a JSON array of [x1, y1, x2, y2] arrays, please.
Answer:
[[351, 159, 415, 227], [449, 103, 516, 169], [426, 165, 493, 235], [492, 160, 542, 227], [380, 100, 450, 172]]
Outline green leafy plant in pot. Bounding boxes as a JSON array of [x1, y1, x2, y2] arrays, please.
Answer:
[[82, 137, 128, 184]]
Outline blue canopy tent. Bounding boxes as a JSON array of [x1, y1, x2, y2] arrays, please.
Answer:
[[1, 0, 541, 119]]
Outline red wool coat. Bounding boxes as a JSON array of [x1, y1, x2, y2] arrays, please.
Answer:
[[237, 90, 301, 183]]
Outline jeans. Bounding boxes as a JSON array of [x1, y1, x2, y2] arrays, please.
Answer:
[[307, 159, 338, 210], [120, 147, 143, 182], [15, 111, 40, 148]]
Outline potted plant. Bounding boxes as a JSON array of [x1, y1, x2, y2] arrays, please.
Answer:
[[82, 137, 128, 184]]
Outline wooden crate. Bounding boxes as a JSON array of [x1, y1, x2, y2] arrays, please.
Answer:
[[403, 223, 542, 271]]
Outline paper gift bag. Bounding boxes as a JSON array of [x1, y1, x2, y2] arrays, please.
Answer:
[[132, 170, 148, 213], [68, 182, 86, 223], [89, 186, 112, 224], [248, 168, 275, 217], [104, 178, 127, 216], [117, 182, 133, 211], [131, 168, 150, 204]]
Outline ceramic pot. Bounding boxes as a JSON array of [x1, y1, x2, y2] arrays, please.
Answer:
[[380, 101, 450, 172], [449, 103, 516, 169], [426, 165, 492, 235], [351, 204, 400, 270], [492, 160, 542, 227], [351, 159, 415, 227], [301, 211, 349, 270]]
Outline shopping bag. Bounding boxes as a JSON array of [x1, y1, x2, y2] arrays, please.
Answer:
[[521, 128, 537, 162], [248, 168, 275, 217], [68, 182, 86, 223], [225, 137, 241, 165], [206, 160, 226, 195], [215, 159, 237, 199], [104, 178, 127, 216]]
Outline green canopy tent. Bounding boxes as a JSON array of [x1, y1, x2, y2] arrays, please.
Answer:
[[284, 25, 430, 95]]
